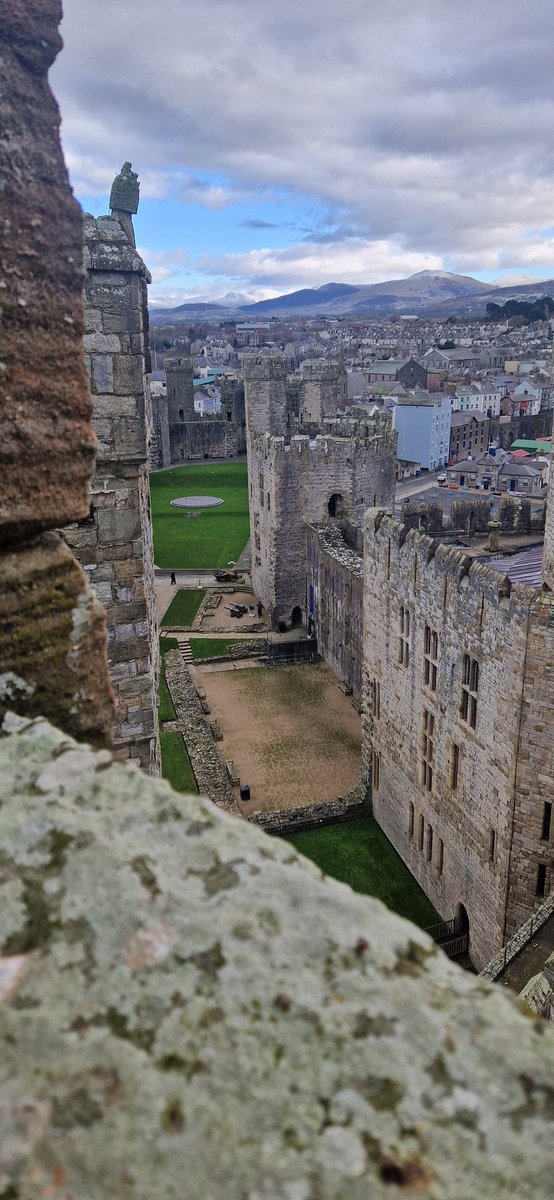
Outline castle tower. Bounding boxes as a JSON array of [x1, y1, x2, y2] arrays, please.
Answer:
[[301, 359, 347, 425], [165, 356, 195, 425], [248, 418, 397, 628], [243, 355, 288, 441]]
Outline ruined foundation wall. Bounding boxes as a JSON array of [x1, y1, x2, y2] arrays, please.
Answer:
[[362, 512, 539, 969], [64, 215, 160, 773], [306, 523, 364, 696], [0, 0, 113, 745]]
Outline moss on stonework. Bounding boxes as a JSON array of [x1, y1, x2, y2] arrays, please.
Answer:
[[0, 716, 553, 1200]]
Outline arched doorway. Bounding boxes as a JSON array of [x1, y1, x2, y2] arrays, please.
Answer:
[[456, 903, 469, 935], [328, 493, 344, 518], [291, 605, 303, 628]]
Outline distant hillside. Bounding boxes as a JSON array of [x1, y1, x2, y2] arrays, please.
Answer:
[[239, 271, 495, 317], [149, 270, 554, 322]]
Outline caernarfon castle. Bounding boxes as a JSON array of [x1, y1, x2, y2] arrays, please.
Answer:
[[244, 355, 554, 970]]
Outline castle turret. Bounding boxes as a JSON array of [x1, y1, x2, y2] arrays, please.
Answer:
[[165, 356, 195, 425], [301, 359, 347, 425], [243, 355, 288, 440]]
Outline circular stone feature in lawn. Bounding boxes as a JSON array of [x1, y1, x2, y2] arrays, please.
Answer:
[[170, 495, 224, 508]]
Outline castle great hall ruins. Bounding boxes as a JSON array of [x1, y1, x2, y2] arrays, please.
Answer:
[[0, 3, 553, 1192]]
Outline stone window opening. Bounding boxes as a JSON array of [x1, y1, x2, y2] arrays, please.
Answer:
[[461, 654, 479, 728], [372, 751, 380, 792], [398, 605, 410, 667], [423, 624, 438, 691], [267, 492, 270, 511], [371, 679, 381, 719], [541, 802, 552, 842], [426, 824, 434, 863], [437, 838, 444, 876], [408, 802, 415, 839], [451, 743, 460, 791], [421, 708, 434, 792], [418, 814, 425, 852], [489, 828, 496, 863], [535, 864, 547, 898], [178, 408, 184, 421]]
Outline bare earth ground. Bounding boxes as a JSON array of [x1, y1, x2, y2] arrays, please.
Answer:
[[189, 661, 361, 816]]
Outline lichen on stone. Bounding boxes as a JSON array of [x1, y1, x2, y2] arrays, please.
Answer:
[[0, 715, 552, 1199]]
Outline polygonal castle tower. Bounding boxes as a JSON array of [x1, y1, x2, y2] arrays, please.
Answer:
[[244, 355, 397, 628]]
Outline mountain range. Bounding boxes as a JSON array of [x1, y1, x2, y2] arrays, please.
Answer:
[[149, 270, 554, 322]]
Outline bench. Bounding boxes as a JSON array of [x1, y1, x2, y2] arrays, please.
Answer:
[[226, 760, 240, 786]]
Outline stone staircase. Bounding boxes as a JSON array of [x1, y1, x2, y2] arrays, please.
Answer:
[[175, 634, 193, 664]]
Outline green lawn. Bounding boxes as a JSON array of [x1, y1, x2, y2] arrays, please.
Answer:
[[159, 635, 179, 657], [189, 637, 247, 660], [149, 462, 249, 568], [160, 731, 198, 794], [161, 589, 205, 627], [158, 669, 176, 722], [286, 818, 439, 929]]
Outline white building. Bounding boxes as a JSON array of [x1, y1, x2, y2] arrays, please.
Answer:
[[393, 393, 451, 471]]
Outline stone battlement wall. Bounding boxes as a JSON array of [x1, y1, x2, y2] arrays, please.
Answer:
[[64, 213, 160, 774], [307, 522, 364, 696], [1, 712, 552, 1197], [362, 509, 541, 969]]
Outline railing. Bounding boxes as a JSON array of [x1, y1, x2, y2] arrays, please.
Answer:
[[439, 934, 469, 959], [266, 639, 319, 664], [425, 918, 458, 942]]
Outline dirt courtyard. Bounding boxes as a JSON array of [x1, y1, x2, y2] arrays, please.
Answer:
[[189, 661, 361, 815]]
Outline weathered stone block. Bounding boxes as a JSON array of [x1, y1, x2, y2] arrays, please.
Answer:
[[97, 508, 141, 545], [0, 715, 553, 1200], [91, 354, 114, 394], [0, 534, 112, 744]]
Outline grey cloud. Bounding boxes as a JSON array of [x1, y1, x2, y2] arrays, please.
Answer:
[[240, 219, 280, 229], [52, 0, 554, 272]]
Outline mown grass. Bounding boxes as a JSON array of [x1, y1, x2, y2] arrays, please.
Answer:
[[161, 589, 205, 627], [286, 818, 439, 929], [150, 462, 249, 568], [158, 669, 176, 722], [159, 635, 179, 657], [189, 637, 247, 660], [160, 731, 198, 794]]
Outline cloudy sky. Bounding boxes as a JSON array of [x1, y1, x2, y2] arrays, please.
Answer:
[[51, 0, 554, 306]]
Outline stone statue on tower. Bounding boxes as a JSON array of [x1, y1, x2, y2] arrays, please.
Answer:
[[109, 162, 139, 246]]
